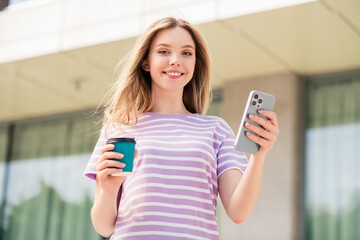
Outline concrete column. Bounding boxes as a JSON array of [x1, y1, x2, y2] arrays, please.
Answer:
[[218, 72, 302, 240]]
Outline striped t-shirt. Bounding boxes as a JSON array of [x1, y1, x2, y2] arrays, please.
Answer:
[[84, 112, 248, 240]]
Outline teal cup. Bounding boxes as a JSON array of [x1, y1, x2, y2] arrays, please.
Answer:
[[107, 138, 136, 176]]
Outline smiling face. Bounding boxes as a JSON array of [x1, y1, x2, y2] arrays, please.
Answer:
[[143, 26, 196, 95]]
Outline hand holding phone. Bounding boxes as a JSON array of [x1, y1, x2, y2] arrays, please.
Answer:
[[234, 90, 276, 154]]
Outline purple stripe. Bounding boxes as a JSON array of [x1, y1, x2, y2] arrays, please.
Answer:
[[117, 205, 215, 223], [137, 140, 214, 152], [119, 235, 192, 240], [133, 167, 209, 179], [217, 165, 245, 177], [137, 130, 214, 139], [137, 122, 216, 130], [117, 214, 218, 231], [121, 186, 213, 204], [135, 149, 214, 160], [120, 235, 198, 240], [118, 196, 214, 212], [115, 223, 219, 240], [134, 157, 216, 174], [123, 176, 211, 192]]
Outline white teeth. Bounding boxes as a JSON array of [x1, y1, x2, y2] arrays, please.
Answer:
[[167, 72, 182, 76]]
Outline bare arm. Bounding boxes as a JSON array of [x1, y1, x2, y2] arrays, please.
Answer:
[[218, 110, 279, 224], [91, 144, 127, 237], [218, 153, 265, 224]]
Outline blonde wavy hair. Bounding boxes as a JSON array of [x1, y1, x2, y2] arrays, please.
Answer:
[[103, 17, 212, 128]]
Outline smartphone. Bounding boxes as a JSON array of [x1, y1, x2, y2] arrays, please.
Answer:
[[234, 90, 275, 154]]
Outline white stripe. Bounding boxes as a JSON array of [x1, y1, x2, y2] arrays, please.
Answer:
[[218, 152, 247, 159], [116, 230, 209, 240], [87, 163, 97, 167], [118, 201, 214, 215], [220, 145, 237, 150], [223, 137, 235, 143], [125, 172, 209, 186], [137, 117, 217, 127], [138, 139, 214, 152], [218, 160, 247, 169], [118, 211, 217, 226], [217, 122, 231, 135], [123, 173, 211, 193], [137, 123, 215, 132], [187, 115, 219, 123], [139, 146, 216, 160], [94, 146, 103, 151], [138, 134, 222, 145], [90, 154, 101, 160], [123, 170, 216, 192], [137, 154, 216, 171], [214, 129, 227, 139], [124, 182, 210, 197], [122, 192, 212, 205], [140, 154, 212, 164], [116, 221, 218, 236], [122, 181, 214, 206], [138, 163, 216, 175], [120, 183, 216, 205], [121, 181, 215, 204], [134, 164, 217, 188], [138, 128, 213, 136]]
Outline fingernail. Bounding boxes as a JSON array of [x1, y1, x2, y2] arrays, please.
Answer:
[[118, 153, 124, 157], [258, 110, 264, 114], [249, 114, 255, 119]]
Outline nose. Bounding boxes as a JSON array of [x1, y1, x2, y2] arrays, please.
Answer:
[[169, 53, 181, 66]]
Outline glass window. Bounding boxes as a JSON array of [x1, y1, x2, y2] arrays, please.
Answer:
[[0, 113, 104, 240], [305, 71, 360, 240], [0, 125, 9, 222]]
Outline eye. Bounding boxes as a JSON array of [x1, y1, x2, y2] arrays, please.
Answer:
[[158, 50, 169, 54], [183, 51, 193, 56]]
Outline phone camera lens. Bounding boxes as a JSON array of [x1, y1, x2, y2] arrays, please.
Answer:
[[254, 94, 258, 99], [258, 99, 263, 104], [252, 101, 256, 106]]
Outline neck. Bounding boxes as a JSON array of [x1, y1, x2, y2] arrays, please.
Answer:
[[150, 88, 190, 115]]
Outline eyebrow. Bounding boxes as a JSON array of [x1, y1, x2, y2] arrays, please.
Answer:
[[156, 43, 195, 50]]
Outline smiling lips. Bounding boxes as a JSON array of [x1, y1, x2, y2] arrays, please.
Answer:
[[163, 71, 184, 79]]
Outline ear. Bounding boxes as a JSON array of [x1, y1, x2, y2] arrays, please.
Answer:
[[142, 60, 150, 72]]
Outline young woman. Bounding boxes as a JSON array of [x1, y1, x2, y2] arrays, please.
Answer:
[[84, 17, 279, 240]]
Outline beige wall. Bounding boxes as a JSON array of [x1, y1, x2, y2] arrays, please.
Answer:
[[218, 72, 302, 240]]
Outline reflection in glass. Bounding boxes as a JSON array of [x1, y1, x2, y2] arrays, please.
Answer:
[[305, 74, 360, 240], [0, 113, 103, 240]]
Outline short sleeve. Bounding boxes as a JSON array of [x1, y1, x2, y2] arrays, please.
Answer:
[[215, 118, 248, 177], [83, 126, 107, 180]]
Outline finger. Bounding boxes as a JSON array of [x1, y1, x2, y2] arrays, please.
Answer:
[[249, 114, 277, 133], [96, 160, 125, 172], [246, 131, 274, 150], [97, 151, 124, 164], [98, 167, 124, 177], [134, 149, 138, 158], [245, 122, 276, 142], [258, 110, 278, 127], [249, 114, 276, 131], [101, 144, 115, 154]]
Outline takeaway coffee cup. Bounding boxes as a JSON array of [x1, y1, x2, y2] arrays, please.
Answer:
[[106, 137, 136, 176]]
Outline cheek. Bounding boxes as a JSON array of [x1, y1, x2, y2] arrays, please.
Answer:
[[187, 59, 196, 75]]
